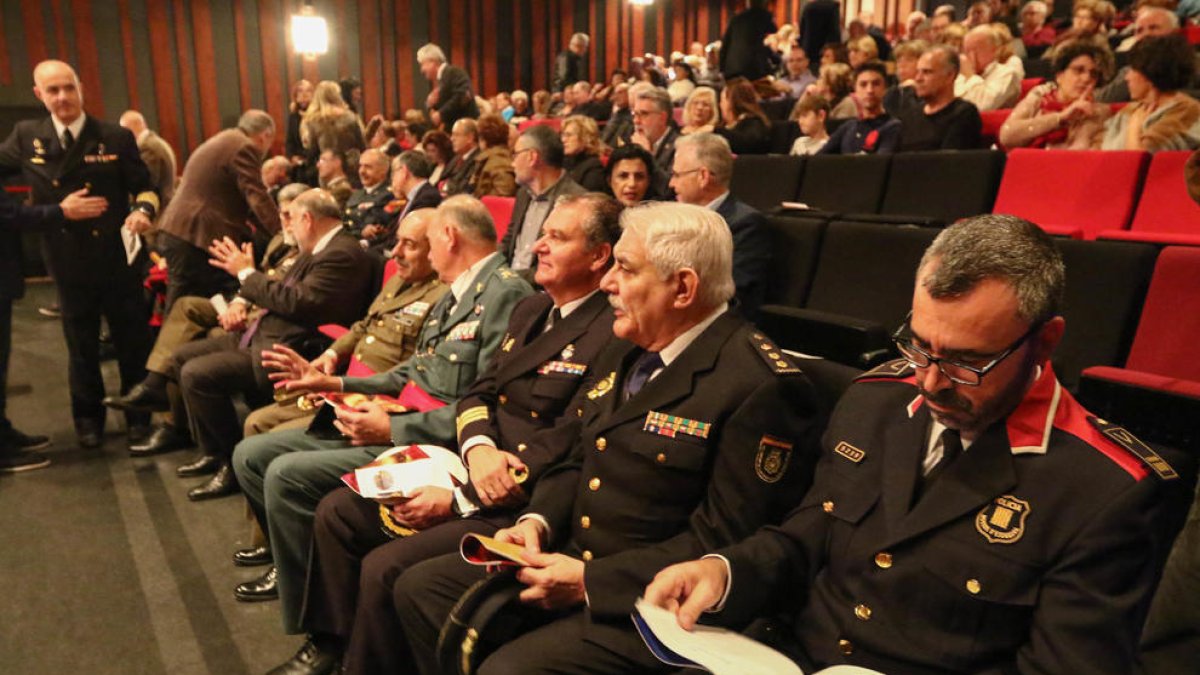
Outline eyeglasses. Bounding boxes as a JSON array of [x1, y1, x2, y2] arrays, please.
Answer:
[[513, 147, 535, 159], [891, 311, 1042, 386], [631, 109, 660, 118], [669, 167, 703, 180]]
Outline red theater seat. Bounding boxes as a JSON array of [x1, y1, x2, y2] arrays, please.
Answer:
[[992, 149, 1148, 238], [481, 195, 515, 242], [1099, 151, 1200, 246], [1020, 77, 1044, 99], [980, 108, 1011, 148], [517, 118, 562, 132]]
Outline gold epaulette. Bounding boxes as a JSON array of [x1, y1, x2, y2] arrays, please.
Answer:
[[749, 332, 802, 375]]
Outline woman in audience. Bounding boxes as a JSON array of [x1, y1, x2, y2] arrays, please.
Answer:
[[1101, 35, 1200, 151], [885, 40, 927, 112], [668, 62, 697, 104], [560, 116, 608, 192], [716, 79, 773, 154], [680, 87, 719, 135], [509, 90, 532, 125], [847, 36, 880, 68], [1001, 41, 1111, 149], [300, 81, 365, 184], [1046, 0, 1114, 60], [604, 144, 658, 206], [790, 94, 832, 155], [285, 79, 313, 181], [992, 23, 1025, 78], [813, 62, 858, 119], [472, 114, 518, 197], [422, 130, 453, 186], [938, 22, 968, 51], [531, 90, 553, 120], [820, 43, 849, 66], [1020, 0, 1057, 58]]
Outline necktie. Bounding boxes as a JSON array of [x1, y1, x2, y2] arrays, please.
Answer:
[[917, 428, 963, 499], [239, 256, 307, 349], [623, 351, 663, 400], [542, 307, 561, 334], [62, 129, 74, 151]]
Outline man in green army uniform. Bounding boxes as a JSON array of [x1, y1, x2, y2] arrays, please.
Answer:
[[230, 196, 532, 634], [240, 208, 446, 436]]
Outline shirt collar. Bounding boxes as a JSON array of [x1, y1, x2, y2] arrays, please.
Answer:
[[556, 289, 598, 320], [703, 190, 731, 212], [363, 181, 384, 194], [406, 180, 428, 202], [530, 171, 566, 199], [311, 225, 343, 255], [137, 128, 151, 143], [658, 303, 728, 367], [449, 252, 499, 305], [437, 63, 448, 80], [52, 113, 86, 144]]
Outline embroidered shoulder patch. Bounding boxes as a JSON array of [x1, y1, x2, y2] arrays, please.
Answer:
[[856, 359, 914, 381], [1089, 417, 1178, 480], [748, 332, 801, 375]]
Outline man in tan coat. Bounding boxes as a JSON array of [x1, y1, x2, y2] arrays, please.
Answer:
[[119, 110, 177, 208]]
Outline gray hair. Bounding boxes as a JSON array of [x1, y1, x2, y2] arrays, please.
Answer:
[[519, 124, 565, 168], [394, 150, 434, 180], [570, 32, 590, 47], [292, 188, 343, 222], [619, 202, 734, 309], [416, 43, 447, 64], [633, 86, 672, 114], [238, 109, 275, 135], [674, 132, 733, 186], [453, 117, 478, 138], [918, 214, 1065, 324], [438, 195, 497, 245], [1023, 1, 1049, 16], [262, 155, 291, 172], [277, 182, 308, 205], [555, 192, 623, 251], [1139, 6, 1180, 28], [926, 44, 961, 75]]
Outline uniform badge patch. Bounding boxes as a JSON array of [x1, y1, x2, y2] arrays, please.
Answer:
[[976, 495, 1031, 544], [643, 411, 711, 440], [586, 372, 615, 400], [402, 301, 431, 316], [755, 435, 793, 483], [561, 344, 575, 361], [538, 360, 586, 376], [834, 441, 865, 463], [448, 320, 480, 341], [500, 334, 515, 352]]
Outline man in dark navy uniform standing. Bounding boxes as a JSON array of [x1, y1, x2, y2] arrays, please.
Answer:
[[0, 60, 161, 448]]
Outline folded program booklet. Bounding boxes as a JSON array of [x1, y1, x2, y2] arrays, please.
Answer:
[[632, 599, 883, 675], [341, 444, 469, 500], [459, 533, 530, 568]]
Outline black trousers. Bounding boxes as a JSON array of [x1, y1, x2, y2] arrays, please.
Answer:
[[167, 333, 271, 461], [159, 231, 239, 313], [308, 487, 507, 675]]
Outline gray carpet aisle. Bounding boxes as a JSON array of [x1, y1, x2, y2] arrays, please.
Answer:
[[0, 283, 296, 674]]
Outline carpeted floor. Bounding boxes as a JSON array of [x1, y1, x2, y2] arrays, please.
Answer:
[[0, 283, 297, 675]]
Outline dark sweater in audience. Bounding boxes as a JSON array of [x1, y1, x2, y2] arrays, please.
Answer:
[[563, 154, 607, 192], [717, 116, 772, 155], [818, 115, 901, 155], [896, 98, 983, 152]]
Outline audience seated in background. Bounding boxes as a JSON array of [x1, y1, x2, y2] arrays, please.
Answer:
[[814, 62, 858, 119], [1097, 7, 1180, 103], [531, 90, 553, 119], [600, 83, 634, 147], [790, 94, 832, 155], [630, 85, 680, 198], [897, 45, 984, 151], [508, 90, 531, 125], [471, 114, 517, 198], [681, 86, 719, 135], [884, 39, 927, 113], [820, 42, 849, 67], [1045, 0, 1115, 62], [420, 130, 453, 186], [604, 143, 658, 205], [955, 24, 1022, 111], [777, 46, 817, 99], [716, 79, 772, 154], [1001, 40, 1110, 149], [1020, 1, 1057, 56], [300, 81, 366, 178], [316, 149, 354, 209], [560, 115, 607, 192], [260, 156, 290, 203], [847, 35, 880, 68], [441, 118, 479, 197], [820, 61, 901, 154], [371, 151, 441, 252], [668, 61, 698, 103], [1101, 34, 1200, 151], [501, 124, 585, 275], [341, 149, 393, 242], [365, 115, 401, 158]]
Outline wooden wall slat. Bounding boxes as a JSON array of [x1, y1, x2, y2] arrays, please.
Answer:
[[379, 0, 397, 115], [427, 0, 438, 46], [0, 7, 11, 86], [560, 0, 572, 55], [117, 0, 141, 110], [68, 0, 103, 118], [233, 0, 252, 109], [190, 0, 221, 138], [631, 6, 644, 61], [513, 0, 524, 91], [357, 0, 382, 121], [172, 0, 200, 150], [394, 0, 414, 112], [49, 0, 69, 61], [336, 0, 349, 77], [257, 0, 287, 154], [145, 0, 182, 157], [605, 0, 617, 80], [530, 0, 546, 91], [283, 0, 299, 90], [21, 0, 48, 68]]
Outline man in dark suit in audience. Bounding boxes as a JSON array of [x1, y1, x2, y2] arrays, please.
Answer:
[[645, 215, 1180, 675], [395, 202, 822, 675], [670, 133, 770, 321], [500, 125, 584, 277], [156, 110, 282, 311], [600, 83, 634, 148], [897, 45, 983, 151], [364, 151, 441, 253], [0, 59, 161, 447], [418, 43, 480, 131], [341, 149, 392, 242], [629, 86, 679, 200], [440, 119, 479, 196], [552, 33, 590, 93]]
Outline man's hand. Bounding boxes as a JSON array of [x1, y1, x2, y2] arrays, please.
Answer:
[[516, 552, 586, 610], [360, 224, 384, 241], [643, 558, 729, 630], [385, 486, 453, 529], [124, 208, 153, 234], [959, 53, 977, 78], [430, 109, 442, 128], [494, 518, 545, 555], [218, 300, 249, 332], [262, 343, 341, 393], [1060, 84, 1097, 124], [333, 400, 393, 445], [311, 352, 339, 375], [630, 130, 653, 152], [59, 188, 108, 221], [208, 236, 256, 277], [466, 445, 527, 507]]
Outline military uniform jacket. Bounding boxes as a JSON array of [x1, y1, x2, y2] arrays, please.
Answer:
[[525, 312, 823, 632], [0, 115, 159, 287], [454, 291, 614, 509], [718, 361, 1178, 675], [329, 273, 447, 373], [342, 185, 394, 239], [342, 254, 533, 446]]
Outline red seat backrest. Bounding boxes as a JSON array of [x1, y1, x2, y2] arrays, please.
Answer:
[[979, 108, 1011, 148], [383, 258, 400, 284], [518, 118, 562, 133], [1020, 78, 1044, 100], [1124, 246, 1200, 381], [1129, 151, 1200, 236], [481, 195, 516, 242], [992, 149, 1149, 238]]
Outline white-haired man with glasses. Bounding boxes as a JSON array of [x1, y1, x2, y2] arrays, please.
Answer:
[[646, 214, 1181, 674]]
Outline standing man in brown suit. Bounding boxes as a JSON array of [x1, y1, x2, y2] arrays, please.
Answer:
[[119, 110, 177, 209], [156, 110, 281, 311]]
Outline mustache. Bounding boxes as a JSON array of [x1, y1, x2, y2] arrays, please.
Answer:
[[608, 295, 626, 313], [917, 384, 973, 414]]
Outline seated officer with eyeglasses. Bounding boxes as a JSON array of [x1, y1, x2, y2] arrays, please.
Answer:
[[645, 214, 1181, 674]]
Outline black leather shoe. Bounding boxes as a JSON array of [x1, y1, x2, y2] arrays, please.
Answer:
[[187, 464, 239, 501], [126, 423, 152, 446], [0, 427, 51, 451], [176, 454, 221, 477], [233, 545, 272, 567], [76, 419, 103, 449], [265, 636, 341, 675], [131, 425, 193, 457], [102, 382, 169, 413], [234, 565, 278, 602]]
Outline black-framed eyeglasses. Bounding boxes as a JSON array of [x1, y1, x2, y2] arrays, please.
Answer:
[[891, 311, 1042, 386]]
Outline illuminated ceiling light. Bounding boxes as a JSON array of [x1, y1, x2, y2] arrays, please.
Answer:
[[630, 0, 655, 6], [291, 3, 329, 57]]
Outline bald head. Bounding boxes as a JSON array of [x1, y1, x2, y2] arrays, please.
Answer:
[[32, 60, 84, 124], [963, 25, 1001, 70], [119, 110, 147, 136]]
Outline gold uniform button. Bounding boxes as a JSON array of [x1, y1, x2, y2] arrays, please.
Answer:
[[838, 639, 853, 656], [449, 353, 458, 362], [854, 604, 872, 621], [656, 452, 666, 463], [822, 500, 835, 514], [595, 437, 607, 451], [529, 410, 538, 418], [52, 179, 60, 187], [580, 515, 591, 529], [874, 552, 893, 569], [966, 579, 982, 595], [377, 320, 385, 327], [588, 477, 601, 491], [516, 443, 527, 452], [365, 336, 376, 344], [499, 394, 508, 404], [91, 229, 101, 237], [581, 550, 593, 561], [576, 408, 583, 417]]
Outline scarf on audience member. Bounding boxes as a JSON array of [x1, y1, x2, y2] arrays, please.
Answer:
[[1032, 87, 1071, 149]]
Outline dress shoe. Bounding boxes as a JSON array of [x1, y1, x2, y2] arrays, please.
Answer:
[[76, 419, 103, 449], [234, 565, 278, 602], [131, 425, 193, 457], [126, 424, 152, 446], [265, 636, 341, 675], [187, 464, 239, 501], [0, 427, 51, 451], [0, 449, 51, 473], [233, 544, 273, 567], [176, 454, 221, 477], [102, 382, 169, 413]]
